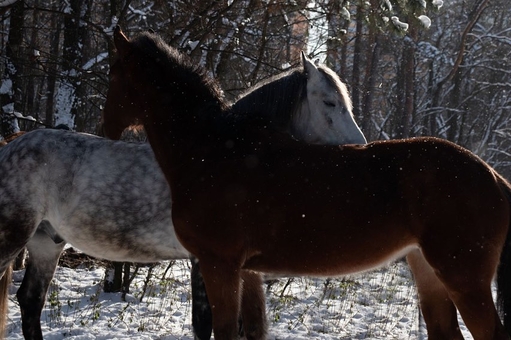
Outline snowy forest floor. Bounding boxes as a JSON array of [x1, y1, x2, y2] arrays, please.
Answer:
[[7, 255, 476, 339]]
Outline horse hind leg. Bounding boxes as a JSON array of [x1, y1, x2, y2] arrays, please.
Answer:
[[443, 277, 507, 340], [0, 213, 39, 339], [0, 263, 13, 339], [17, 225, 65, 340], [407, 249, 464, 340], [416, 241, 509, 340]]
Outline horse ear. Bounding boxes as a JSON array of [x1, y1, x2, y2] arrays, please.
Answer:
[[301, 51, 318, 79], [114, 26, 132, 59]]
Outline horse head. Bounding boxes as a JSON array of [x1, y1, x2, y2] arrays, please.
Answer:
[[102, 26, 227, 142], [294, 52, 367, 145]]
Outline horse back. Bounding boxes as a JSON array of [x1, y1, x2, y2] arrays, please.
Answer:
[[170, 136, 509, 276], [0, 129, 177, 260]]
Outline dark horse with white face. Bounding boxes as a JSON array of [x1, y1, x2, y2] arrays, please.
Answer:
[[0, 33, 366, 340], [102, 27, 511, 340]]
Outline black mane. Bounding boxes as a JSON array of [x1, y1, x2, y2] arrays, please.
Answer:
[[231, 69, 307, 131], [127, 32, 313, 139], [129, 32, 229, 115]]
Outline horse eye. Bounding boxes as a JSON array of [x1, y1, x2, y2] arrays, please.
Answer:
[[323, 101, 336, 108]]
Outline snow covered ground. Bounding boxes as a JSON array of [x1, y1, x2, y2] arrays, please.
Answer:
[[7, 259, 475, 339]]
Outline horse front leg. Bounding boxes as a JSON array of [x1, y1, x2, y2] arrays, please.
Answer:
[[199, 259, 243, 340], [240, 270, 267, 340], [191, 257, 213, 340], [191, 258, 267, 340], [17, 228, 65, 340]]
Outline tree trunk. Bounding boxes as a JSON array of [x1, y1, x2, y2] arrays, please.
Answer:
[[326, 0, 339, 70], [0, 0, 23, 136], [360, 30, 380, 139], [396, 22, 417, 139], [45, 6, 62, 126], [24, 0, 40, 122], [70, 0, 93, 132], [429, 0, 490, 139], [350, 5, 363, 124], [54, 0, 90, 129], [446, 65, 463, 142]]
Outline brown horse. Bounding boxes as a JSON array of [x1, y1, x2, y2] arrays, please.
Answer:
[[0, 131, 25, 146], [102, 27, 511, 340]]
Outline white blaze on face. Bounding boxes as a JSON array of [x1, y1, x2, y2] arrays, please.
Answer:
[[295, 53, 367, 145]]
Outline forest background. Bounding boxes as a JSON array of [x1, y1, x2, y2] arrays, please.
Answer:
[[0, 0, 509, 174]]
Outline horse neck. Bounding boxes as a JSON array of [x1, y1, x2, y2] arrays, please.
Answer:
[[130, 36, 227, 145], [143, 68, 225, 140], [143, 119, 177, 177], [232, 70, 306, 131], [140, 92, 229, 173]]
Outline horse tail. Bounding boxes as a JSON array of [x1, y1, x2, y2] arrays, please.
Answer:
[[0, 263, 12, 339], [496, 171, 511, 333]]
